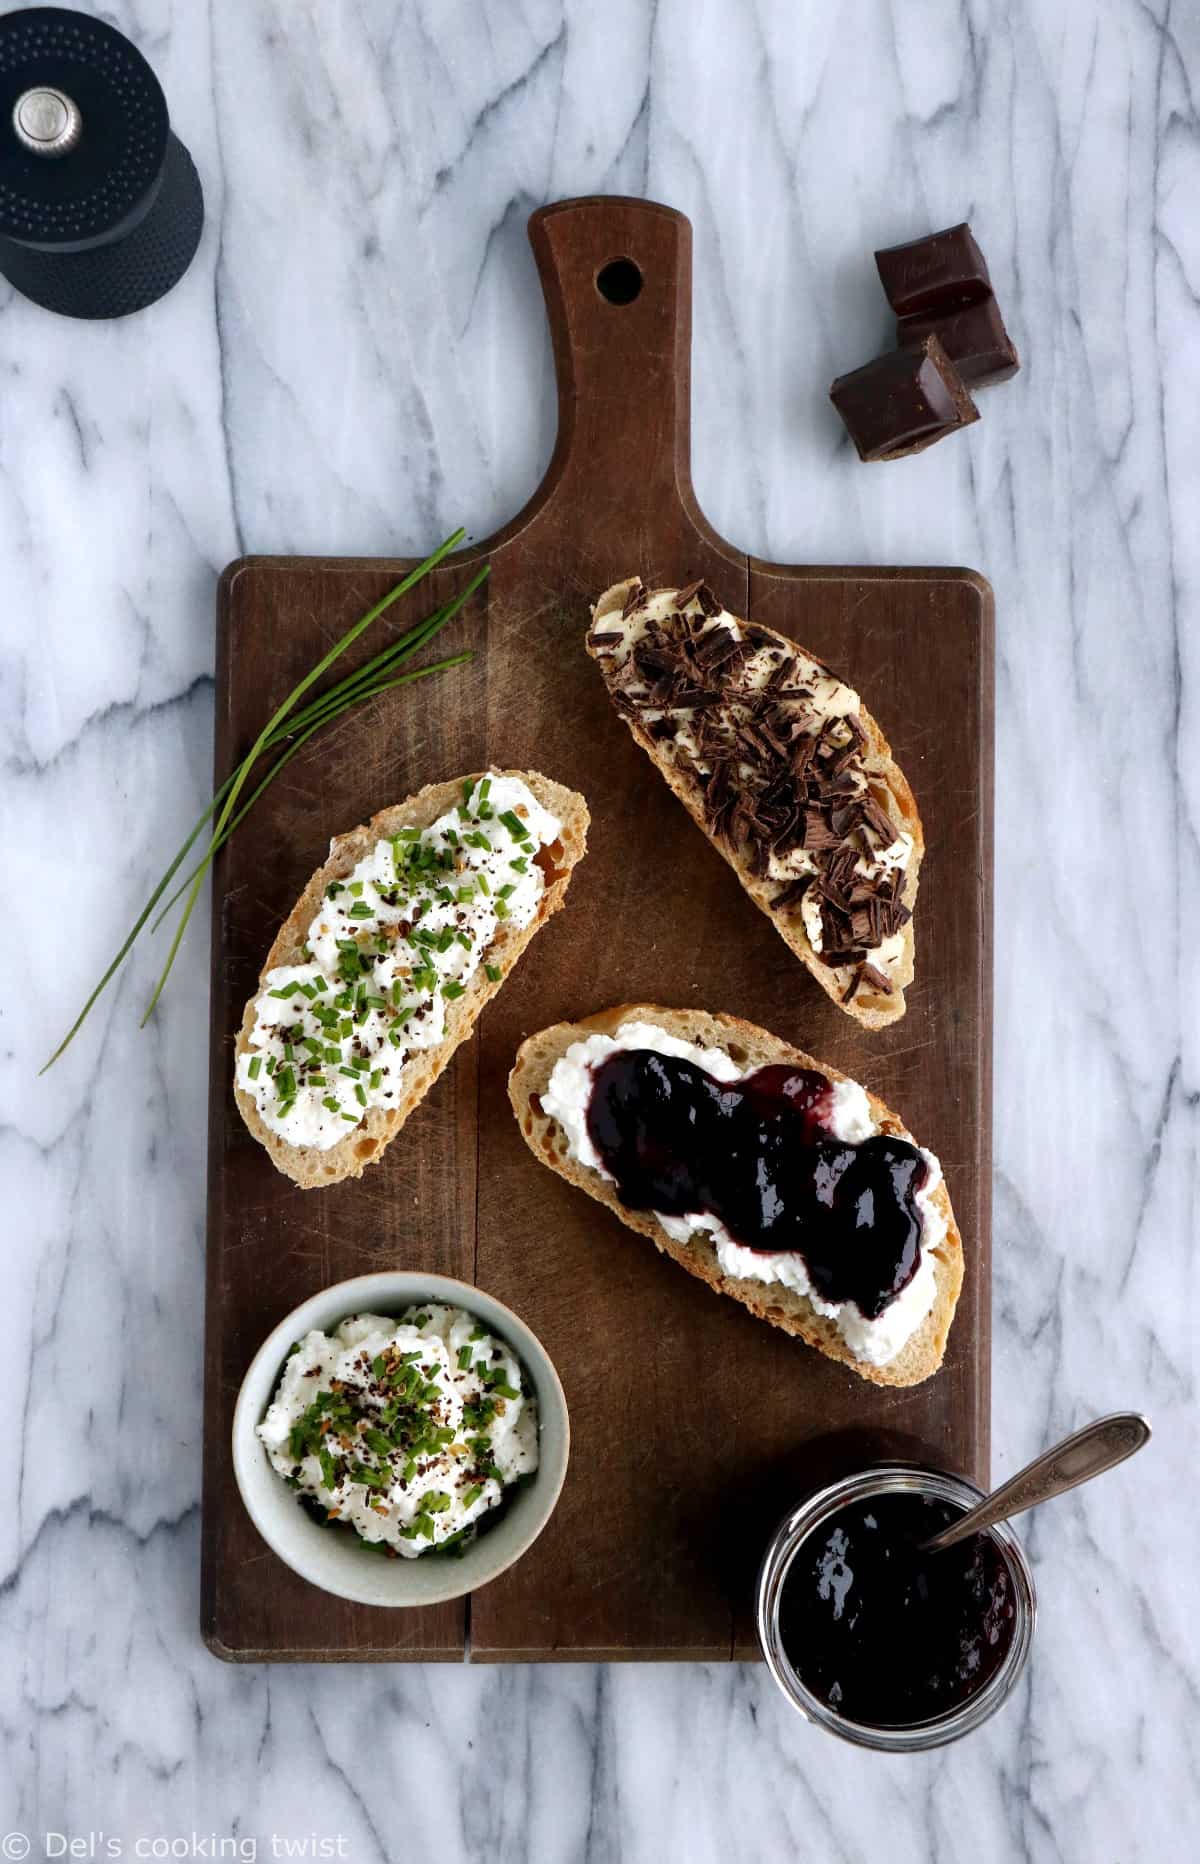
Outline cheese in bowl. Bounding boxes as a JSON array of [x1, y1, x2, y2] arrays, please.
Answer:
[[259, 1304, 537, 1557], [230, 1271, 570, 1609]]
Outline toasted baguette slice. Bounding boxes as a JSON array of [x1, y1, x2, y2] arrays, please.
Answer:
[[509, 1004, 963, 1387], [235, 770, 588, 1188], [588, 579, 923, 1029]]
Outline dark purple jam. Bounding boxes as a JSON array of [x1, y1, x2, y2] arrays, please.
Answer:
[[585, 1053, 929, 1319], [780, 1492, 1017, 1726]]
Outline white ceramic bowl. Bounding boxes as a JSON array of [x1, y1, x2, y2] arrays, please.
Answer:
[[232, 1271, 569, 1607]]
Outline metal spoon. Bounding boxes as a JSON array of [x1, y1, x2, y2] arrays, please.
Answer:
[[922, 1412, 1152, 1554]]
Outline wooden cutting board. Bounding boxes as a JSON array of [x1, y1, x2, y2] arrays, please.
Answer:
[[202, 196, 993, 1662]]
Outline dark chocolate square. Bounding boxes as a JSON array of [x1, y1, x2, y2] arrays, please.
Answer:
[[829, 335, 979, 462], [898, 296, 1019, 388], [874, 223, 992, 318]]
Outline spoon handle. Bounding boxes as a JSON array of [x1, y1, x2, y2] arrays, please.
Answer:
[[923, 1412, 1152, 1553]]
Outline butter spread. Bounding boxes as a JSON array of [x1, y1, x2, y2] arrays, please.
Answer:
[[541, 1020, 945, 1367], [236, 773, 561, 1150], [258, 1305, 538, 1555]]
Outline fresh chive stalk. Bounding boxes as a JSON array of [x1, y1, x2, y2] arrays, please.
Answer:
[[42, 533, 485, 1071]]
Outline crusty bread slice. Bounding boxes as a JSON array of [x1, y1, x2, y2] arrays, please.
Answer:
[[589, 579, 924, 1029], [235, 770, 589, 1189], [508, 1004, 963, 1387]]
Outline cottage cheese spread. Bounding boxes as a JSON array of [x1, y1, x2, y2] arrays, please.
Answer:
[[258, 1305, 538, 1555], [236, 773, 561, 1150], [541, 1020, 945, 1367]]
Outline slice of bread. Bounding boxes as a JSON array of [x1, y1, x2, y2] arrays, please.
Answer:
[[235, 770, 589, 1189], [588, 579, 924, 1029], [508, 1004, 963, 1387]]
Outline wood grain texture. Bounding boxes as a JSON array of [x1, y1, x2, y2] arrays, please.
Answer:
[[202, 197, 993, 1663]]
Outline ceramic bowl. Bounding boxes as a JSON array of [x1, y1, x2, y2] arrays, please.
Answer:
[[232, 1270, 569, 1607]]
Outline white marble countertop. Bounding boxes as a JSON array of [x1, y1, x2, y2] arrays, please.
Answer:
[[4, 0, 1196, 1856]]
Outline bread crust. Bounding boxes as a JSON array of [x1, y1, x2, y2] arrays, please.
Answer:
[[508, 1003, 963, 1388], [589, 580, 924, 1029], [234, 770, 589, 1189]]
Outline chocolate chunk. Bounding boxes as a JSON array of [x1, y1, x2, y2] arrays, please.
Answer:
[[874, 222, 992, 318], [859, 962, 894, 995], [898, 295, 1018, 389], [829, 336, 978, 462], [586, 629, 624, 650], [621, 581, 647, 619], [673, 579, 706, 609]]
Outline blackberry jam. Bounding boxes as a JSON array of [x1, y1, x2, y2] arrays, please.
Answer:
[[585, 1052, 929, 1318], [779, 1491, 1018, 1727]]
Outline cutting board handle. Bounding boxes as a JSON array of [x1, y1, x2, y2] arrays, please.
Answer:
[[526, 196, 721, 552]]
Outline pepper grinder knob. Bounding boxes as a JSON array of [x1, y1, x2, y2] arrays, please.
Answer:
[[12, 84, 82, 156]]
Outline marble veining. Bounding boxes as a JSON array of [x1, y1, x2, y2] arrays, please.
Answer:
[[3, 0, 1197, 1857]]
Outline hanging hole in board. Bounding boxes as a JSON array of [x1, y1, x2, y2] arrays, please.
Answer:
[[596, 257, 643, 305]]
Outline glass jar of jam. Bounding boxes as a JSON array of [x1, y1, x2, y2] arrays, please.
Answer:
[[756, 1465, 1036, 1751]]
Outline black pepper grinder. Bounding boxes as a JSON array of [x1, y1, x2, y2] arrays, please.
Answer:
[[0, 5, 203, 318]]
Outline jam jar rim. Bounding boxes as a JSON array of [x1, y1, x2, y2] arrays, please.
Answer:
[[755, 1462, 1037, 1753]]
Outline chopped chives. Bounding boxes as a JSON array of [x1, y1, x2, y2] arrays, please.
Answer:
[[498, 810, 529, 839], [442, 981, 466, 1000], [248, 1054, 262, 1079], [457, 1346, 472, 1370], [355, 1083, 367, 1106], [323, 1095, 340, 1113], [463, 1484, 483, 1507], [485, 963, 501, 983]]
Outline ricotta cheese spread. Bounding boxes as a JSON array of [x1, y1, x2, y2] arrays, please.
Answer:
[[258, 1305, 538, 1555], [236, 773, 561, 1150], [541, 1020, 946, 1368]]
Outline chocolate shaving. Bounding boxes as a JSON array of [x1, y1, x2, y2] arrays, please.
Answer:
[[772, 876, 813, 910], [859, 797, 897, 845], [591, 595, 912, 982], [587, 629, 623, 650], [621, 582, 648, 619]]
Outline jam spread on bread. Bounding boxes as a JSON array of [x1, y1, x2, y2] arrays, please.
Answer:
[[780, 1493, 1016, 1725], [585, 1053, 929, 1319]]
